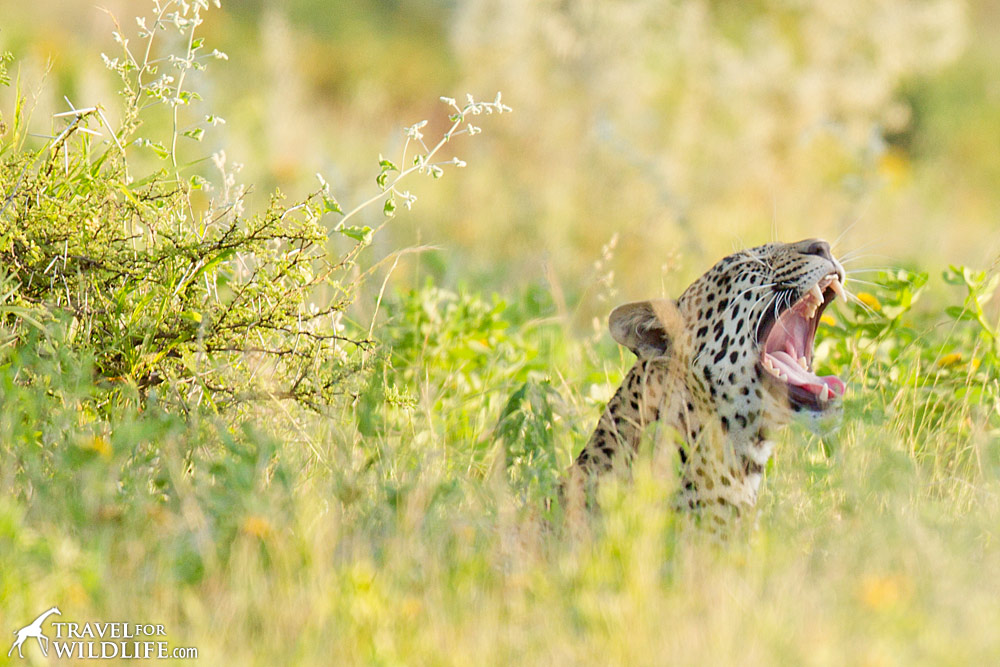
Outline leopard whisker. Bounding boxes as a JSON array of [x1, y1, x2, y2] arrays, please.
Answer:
[[737, 251, 768, 269], [831, 199, 873, 250], [843, 287, 879, 317], [844, 278, 885, 288], [721, 282, 778, 318], [754, 293, 780, 344], [844, 266, 904, 273], [772, 291, 795, 339], [839, 254, 895, 265], [838, 240, 885, 262]]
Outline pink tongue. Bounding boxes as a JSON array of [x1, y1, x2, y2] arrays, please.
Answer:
[[767, 351, 845, 397]]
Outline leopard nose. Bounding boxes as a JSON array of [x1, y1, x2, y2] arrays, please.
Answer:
[[803, 239, 832, 261], [797, 238, 845, 282]]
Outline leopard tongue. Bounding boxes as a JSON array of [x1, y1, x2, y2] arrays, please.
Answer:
[[765, 350, 846, 400]]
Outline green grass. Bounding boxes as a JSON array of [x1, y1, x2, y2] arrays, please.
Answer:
[[3, 2, 1000, 665], [4, 274, 1000, 665]]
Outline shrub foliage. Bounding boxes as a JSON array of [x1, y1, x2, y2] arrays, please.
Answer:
[[0, 0, 507, 414]]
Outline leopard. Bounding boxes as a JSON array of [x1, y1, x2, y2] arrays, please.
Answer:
[[566, 238, 847, 525]]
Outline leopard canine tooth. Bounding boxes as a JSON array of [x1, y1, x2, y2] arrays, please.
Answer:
[[809, 284, 823, 305], [829, 277, 846, 301], [798, 356, 808, 369]]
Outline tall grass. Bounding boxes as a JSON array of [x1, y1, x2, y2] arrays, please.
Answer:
[[4, 270, 1000, 664], [2, 2, 1000, 666]]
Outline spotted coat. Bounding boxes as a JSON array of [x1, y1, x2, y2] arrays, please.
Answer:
[[567, 239, 845, 525]]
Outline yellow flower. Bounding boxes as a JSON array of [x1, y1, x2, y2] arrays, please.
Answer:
[[400, 596, 423, 620], [241, 515, 274, 539], [66, 582, 89, 606], [82, 436, 112, 460], [820, 314, 836, 327], [937, 352, 963, 367], [859, 574, 904, 610], [878, 148, 911, 188], [856, 292, 882, 312]]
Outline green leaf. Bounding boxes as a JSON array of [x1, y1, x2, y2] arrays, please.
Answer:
[[376, 155, 399, 190], [942, 267, 964, 285], [338, 225, 373, 244], [383, 197, 396, 218], [322, 196, 343, 215], [135, 138, 170, 159], [946, 306, 971, 321], [182, 128, 204, 141]]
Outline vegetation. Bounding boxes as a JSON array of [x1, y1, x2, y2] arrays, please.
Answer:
[[2, 1, 1000, 665]]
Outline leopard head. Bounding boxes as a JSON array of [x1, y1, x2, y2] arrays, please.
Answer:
[[607, 238, 846, 438]]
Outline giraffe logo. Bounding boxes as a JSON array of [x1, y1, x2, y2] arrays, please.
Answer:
[[8, 606, 61, 659]]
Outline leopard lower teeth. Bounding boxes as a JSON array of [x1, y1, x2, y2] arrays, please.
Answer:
[[798, 356, 808, 369]]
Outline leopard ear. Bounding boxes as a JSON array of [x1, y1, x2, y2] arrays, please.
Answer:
[[608, 299, 680, 358]]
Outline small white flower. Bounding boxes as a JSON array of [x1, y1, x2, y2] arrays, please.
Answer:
[[405, 119, 428, 141]]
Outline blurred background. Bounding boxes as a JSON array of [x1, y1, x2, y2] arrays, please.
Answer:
[[2, 0, 996, 319]]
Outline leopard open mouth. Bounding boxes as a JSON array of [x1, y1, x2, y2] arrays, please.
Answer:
[[756, 273, 846, 411]]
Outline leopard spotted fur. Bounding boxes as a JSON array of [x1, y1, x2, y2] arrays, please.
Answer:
[[568, 239, 846, 524]]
